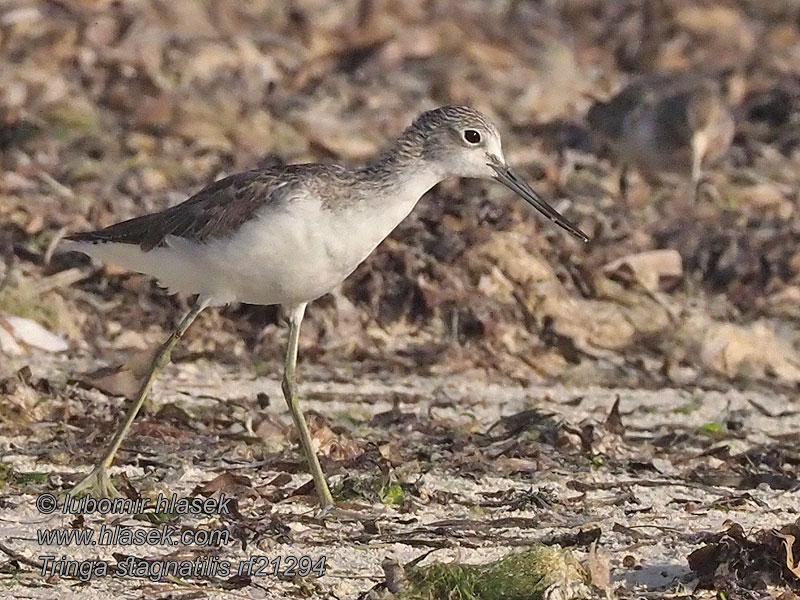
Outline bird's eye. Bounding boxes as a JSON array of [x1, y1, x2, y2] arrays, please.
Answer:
[[463, 129, 481, 144]]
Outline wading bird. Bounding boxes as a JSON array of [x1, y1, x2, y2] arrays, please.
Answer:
[[64, 105, 589, 511], [587, 74, 734, 196]]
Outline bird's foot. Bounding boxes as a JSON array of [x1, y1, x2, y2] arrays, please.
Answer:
[[64, 465, 122, 500]]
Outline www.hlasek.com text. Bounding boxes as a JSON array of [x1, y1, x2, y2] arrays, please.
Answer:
[[39, 554, 327, 582], [38, 523, 230, 547]]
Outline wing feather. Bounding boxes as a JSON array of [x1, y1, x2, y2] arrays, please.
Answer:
[[66, 169, 291, 251]]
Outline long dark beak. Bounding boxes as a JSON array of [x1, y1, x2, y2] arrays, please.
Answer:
[[488, 158, 589, 242]]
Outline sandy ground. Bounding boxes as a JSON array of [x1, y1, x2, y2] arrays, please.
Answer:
[[1, 352, 798, 599], [3, 1, 800, 598]]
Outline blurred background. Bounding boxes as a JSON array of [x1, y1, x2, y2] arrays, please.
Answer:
[[1, 0, 800, 391]]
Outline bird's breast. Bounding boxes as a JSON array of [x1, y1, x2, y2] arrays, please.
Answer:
[[209, 192, 421, 305]]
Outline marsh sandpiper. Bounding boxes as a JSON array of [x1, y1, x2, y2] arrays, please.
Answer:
[[63, 105, 589, 511], [587, 73, 734, 196]]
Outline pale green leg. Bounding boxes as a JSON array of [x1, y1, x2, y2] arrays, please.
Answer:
[[282, 303, 335, 509], [68, 299, 208, 499], [691, 130, 709, 201]]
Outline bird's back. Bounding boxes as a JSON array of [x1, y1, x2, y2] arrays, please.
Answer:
[[65, 165, 347, 252]]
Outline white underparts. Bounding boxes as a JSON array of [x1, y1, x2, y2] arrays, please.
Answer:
[[63, 168, 441, 307]]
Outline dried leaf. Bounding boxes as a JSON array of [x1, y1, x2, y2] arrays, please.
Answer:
[[0, 314, 68, 353], [78, 347, 158, 398], [776, 532, 800, 580], [602, 250, 683, 293], [193, 471, 252, 496], [605, 396, 624, 435], [310, 419, 363, 461], [587, 541, 612, 595], [254, 415, 290, 452], [699, 320, 800, 382]]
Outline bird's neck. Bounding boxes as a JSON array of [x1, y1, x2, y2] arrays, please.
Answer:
[[358, 140, 446, 204], [338, 153, 443, 246], [356, 160, 442, 223]]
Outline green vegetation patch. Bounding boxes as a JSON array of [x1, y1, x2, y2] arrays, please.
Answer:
[[0, 463, 49, 489], [402, 546, 588, 600], [0, 283, 60, 329]]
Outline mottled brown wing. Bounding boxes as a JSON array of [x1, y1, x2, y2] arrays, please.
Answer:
[[66, 169, 288, 251], [650, 91, 695, 152], [588, 73, 707, 141]]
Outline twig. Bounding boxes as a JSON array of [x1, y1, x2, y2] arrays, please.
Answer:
[[38, 172, 74, 199], [0, 539, 44, 570], [569, 478, 722, 494], [44, 227, 67, 266], [0, 249, 14, 294], [31, 267, 86, 295]]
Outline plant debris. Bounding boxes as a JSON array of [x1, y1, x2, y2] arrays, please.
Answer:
[[688, 521, 800, 593], [377, 546, 589, 600]]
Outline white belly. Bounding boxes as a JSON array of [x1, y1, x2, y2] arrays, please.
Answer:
[[202, 197, 409, 305], [69, 194, 421, 307]]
